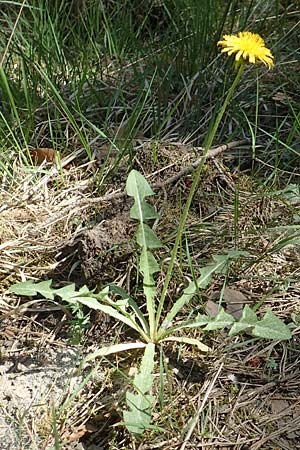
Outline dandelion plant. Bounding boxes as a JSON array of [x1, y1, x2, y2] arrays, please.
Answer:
[[9, 31, 292, 437]]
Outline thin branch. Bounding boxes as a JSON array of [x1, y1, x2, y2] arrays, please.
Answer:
[[76, 139, 248, 206], [154, 139, 247, 188]]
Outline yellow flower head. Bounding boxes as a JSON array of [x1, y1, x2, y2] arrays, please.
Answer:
[[218, 31, 274, 69]]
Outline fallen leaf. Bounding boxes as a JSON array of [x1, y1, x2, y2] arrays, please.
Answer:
[[64, 423, 94, 442], [248, 356, 262, 368], [223, 287, 249, 319], [29, 148, 56, 165], [270, 398, 289, 415], [204, 300, 220, 317]]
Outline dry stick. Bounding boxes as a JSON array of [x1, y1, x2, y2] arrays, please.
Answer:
[[154, 139, 247, 189], [27, 139, 248, 233], [75, 139, 248, 206], [179, 362, 224, 450], [250, 414, 300, 450], [0, 141, 246, 249]]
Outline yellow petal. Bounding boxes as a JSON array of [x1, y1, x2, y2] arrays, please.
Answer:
[[217, 31, 274, 69]]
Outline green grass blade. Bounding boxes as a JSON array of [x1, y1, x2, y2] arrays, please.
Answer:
[[159, 252, 232, 330]]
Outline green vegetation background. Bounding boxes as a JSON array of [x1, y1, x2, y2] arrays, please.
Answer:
[[0, 0, 299, 177]]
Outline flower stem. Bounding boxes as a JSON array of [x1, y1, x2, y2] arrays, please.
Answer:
[[155, 62, 245, 333]]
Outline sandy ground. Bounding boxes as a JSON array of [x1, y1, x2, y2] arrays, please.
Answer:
[[0, 346, 82, 450]]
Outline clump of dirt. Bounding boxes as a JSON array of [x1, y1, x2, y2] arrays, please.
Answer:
[[77, 211, 135, 287]]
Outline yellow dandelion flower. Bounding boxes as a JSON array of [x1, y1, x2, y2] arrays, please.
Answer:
[[218, 31, 274, 69]]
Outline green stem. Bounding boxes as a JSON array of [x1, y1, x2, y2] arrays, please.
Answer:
[[155, 62, 245, 333]]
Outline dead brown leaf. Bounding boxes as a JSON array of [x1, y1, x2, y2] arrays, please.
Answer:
[[204, 299, 220, 317], [222, 287, 250, 319], [64, 424, 91, 443], [270, 398, 290, 415], [29, 148, 57, 164]]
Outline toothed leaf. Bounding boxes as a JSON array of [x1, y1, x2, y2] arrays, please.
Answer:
[[204, 308, 234, 330], [9, 280, 55, 299], [123, 343, 155, 435], [253, 310, 292, 340]]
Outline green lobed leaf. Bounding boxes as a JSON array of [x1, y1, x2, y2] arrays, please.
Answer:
[[82, 342, 147, 365], [124, 392, 156, 436], [198, 256, 229, 288], [204, 308, 234, 331], [139, 249, 158, 324], [123, 343, 156, 435], [130, 202, 159, 221], [229, 305, 258, 336], [126, 170, 155, 202], [252, 310, 292, 340], [73, 297, 144, 336], [54, 283, 77, 299], [56, 283, 92, 300], [133, 343, 155, 393], [161, 253, 232, 327], [108, 284, 149, 333], [139, 249, 160, 279], [136, 223, 162, 249], [126, 170, 161, 337], [9, 280, 55, 299], [158, 315, 210, 339], [161, 336, 210, 352]]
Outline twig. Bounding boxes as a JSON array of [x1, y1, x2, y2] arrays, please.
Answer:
[[250, 414, 300, 450], [74, 139, 248, 206], [25, 139, 248, 233], [43, 139, 247, 230], [153, 139, 247, 189]]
